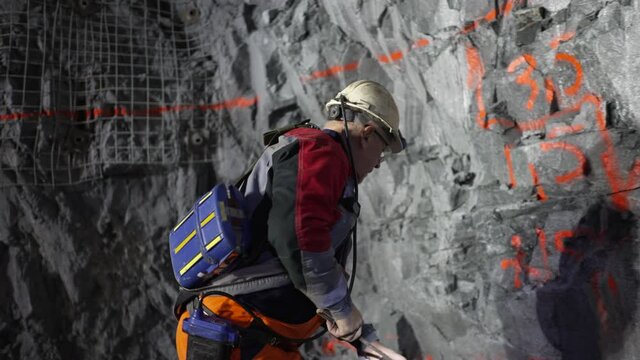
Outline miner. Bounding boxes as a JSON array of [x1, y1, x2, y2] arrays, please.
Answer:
[[174, 80, 407, 359]]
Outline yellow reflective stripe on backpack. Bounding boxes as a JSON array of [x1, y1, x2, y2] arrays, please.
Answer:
[[174, 230, 196, 254], [178, 235, 223, 275], [173, 212, 216, 254]]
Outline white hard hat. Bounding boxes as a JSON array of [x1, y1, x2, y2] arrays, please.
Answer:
[[325, 80, 406, 153]]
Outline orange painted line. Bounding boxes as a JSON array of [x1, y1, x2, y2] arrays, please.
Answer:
[[548, 124, 585, 138], [508, 54, 539, 110], [554, 230, 574, 253], [463, 21, 480, 34], [467, 46, 485, 88], [544, 78, 554, 104], [550, 32, 576, 49], [500, 257, 522, 288], [466, 45, 490, 128], [461, 0, 519, 34], [540, 141, 587, 184], [413, 38, 430, 48], [484, 8, 498, 22], [504, 144, 517, 189], [304, 61, 360, 81], [467, 46, 517, 130], [0, 96, 258, 122], [528, 163, 548, 201], [487, 117, 516, 128], [378, 50, 404, 64], [501, 235, 525, 288], [536, 227, 550, 270], [556, 53, 583, 96], [506, 55, 527, 72], [502, 0, 518, 15], [475, 88, 488, 128], [0, 111, 38, 121], [516, 103, 582, 131]]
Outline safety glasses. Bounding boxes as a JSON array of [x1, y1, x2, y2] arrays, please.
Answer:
[[372, 129, 391, 163]]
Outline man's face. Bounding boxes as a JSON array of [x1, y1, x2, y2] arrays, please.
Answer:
[[352, 125, 388, 183]]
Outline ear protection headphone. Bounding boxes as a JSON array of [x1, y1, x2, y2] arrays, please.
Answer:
[[327, 97, 358, 122]]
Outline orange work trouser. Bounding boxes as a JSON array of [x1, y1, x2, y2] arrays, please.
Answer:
[[176, 295, 323, 360]]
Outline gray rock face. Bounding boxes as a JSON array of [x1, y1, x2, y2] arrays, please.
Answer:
[[2, 0, 640, 359]]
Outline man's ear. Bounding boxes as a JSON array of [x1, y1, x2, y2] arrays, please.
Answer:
[[362, 125, 376, 139]]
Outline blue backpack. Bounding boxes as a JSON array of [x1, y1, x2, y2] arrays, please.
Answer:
[[169, 183, 251, 289], [169, 120, 317, 290]]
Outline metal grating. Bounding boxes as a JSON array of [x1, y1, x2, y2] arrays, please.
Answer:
[[0, 0, 248, 186]]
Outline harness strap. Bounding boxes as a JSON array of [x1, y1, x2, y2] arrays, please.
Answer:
[[176, 290, 326, 347]]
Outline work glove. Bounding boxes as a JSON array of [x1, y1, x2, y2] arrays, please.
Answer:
[[318, 305, 364, 342], [358, 340, 407, 360]]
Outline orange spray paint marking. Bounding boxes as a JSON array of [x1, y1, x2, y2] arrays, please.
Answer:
[[413, 38, 430, 48], [465, 46, 515, 130], [426, 356, 434, 360], [528, 163, 548, 201], [544, 78, 555, 104], [208, 96, 258, 111], [550, 32, 576, 49], [554, 230, 574, 253], [548, 124, 585, 138], [555, 53, 583, 96], [525, 227, 553, 283], [536, 228, 550, 272], [0, 111, 39, 121], [539, 141, 588, 184], [488, 117, 517, 128], [514, 90, 608, 132], [510, 93, 636, 211], [501, 235, 526, 289], [582, 93, 631, 211], [378, 51, 405, 64], [461, 0, 519, 34], [462, 20, 480, 34], [484, 8, 498, 22], [504, 144, 517, 189], [0, 96, 258, 122], [502, 0, 518, 15], [466, 45, 488, 128], [304, 62, 359, 81], [508, 54, 539, 110]]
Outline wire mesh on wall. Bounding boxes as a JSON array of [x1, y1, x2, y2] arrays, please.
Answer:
[[0, 0, 249, 187]]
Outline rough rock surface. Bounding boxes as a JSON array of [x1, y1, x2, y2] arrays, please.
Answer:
[[1, 0, 640, 359]]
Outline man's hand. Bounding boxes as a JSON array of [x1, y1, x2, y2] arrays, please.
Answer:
[[318, 306, 363, 342], [359, 340, 406, 360]]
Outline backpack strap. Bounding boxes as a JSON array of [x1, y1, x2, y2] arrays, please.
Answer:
[[234, 119, 318, 189]]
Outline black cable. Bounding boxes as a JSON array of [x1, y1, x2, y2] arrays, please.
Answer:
[[339, 96, 359, 296]]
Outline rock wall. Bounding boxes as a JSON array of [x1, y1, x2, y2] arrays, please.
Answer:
[[1, 0, 640, 359]]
